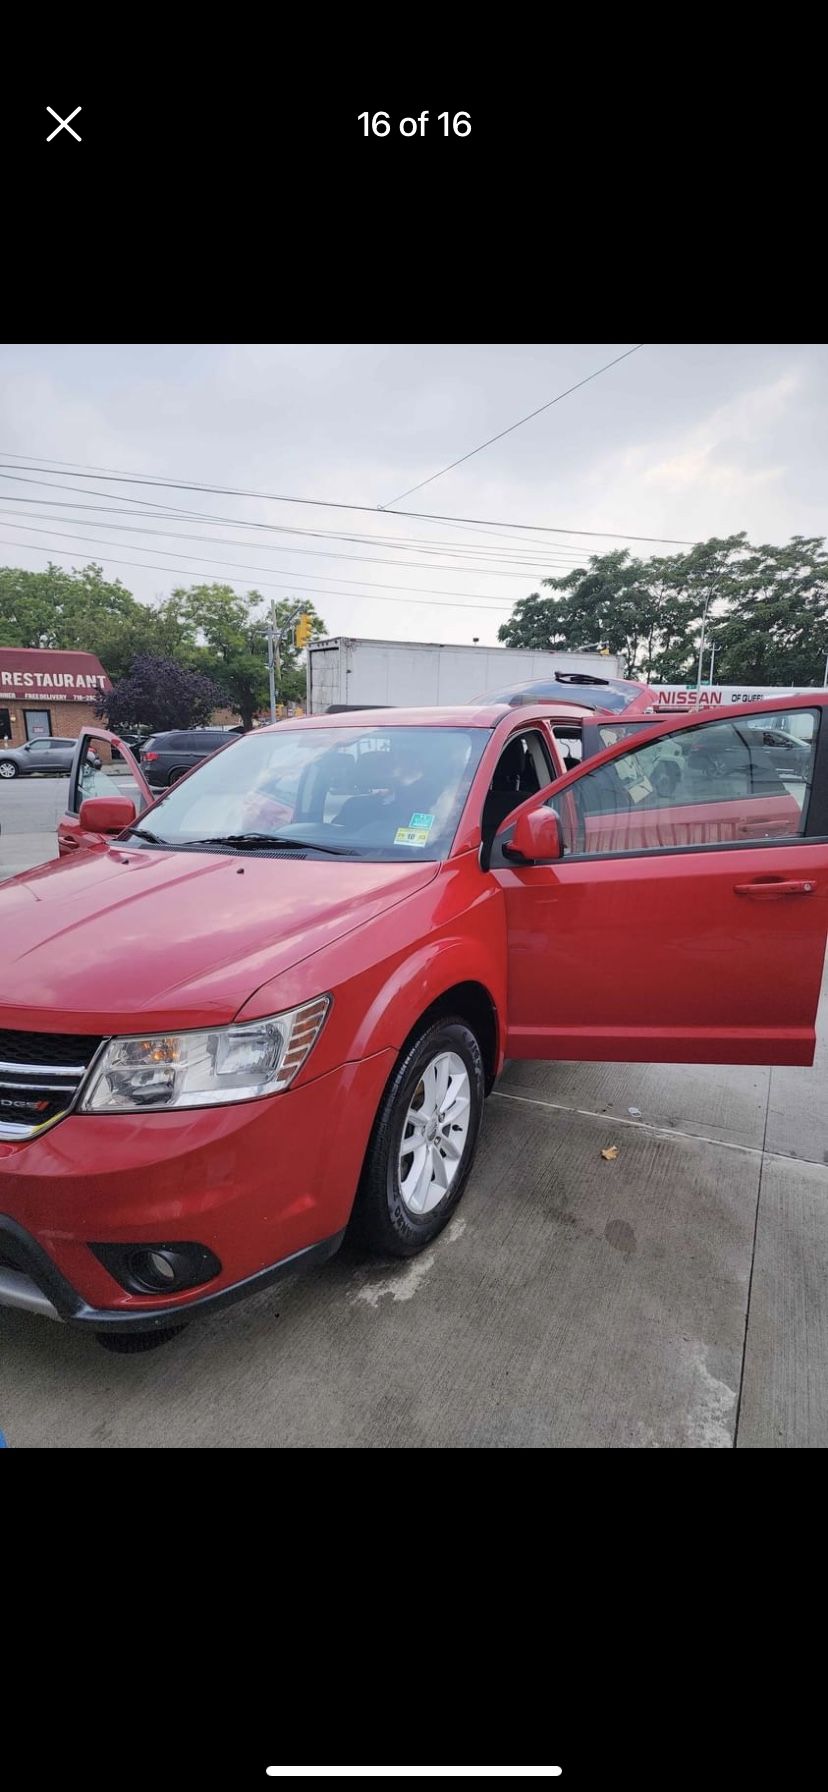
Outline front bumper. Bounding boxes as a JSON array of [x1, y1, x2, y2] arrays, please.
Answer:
[[0, 1049, 395, 1328], [0, 1215, 345, 1330]]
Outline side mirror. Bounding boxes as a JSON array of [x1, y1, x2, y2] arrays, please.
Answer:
[[504, 806, 563, 864], [79, 795, 137, 835]]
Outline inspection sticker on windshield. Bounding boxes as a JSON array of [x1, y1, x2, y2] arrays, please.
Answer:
[[394, 812, 434, 846], [395, 827, 430, 846]]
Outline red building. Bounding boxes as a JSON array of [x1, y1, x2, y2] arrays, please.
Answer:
[[0, 648, 112, 748]]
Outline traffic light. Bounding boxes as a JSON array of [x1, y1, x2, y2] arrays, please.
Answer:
[[294, 613, 312, 649]]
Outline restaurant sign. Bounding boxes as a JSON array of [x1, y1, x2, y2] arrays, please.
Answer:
[[0, 648, 112, 703]]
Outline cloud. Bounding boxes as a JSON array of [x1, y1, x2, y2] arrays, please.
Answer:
[[0, 347, 825, 650], [630, 372, 801, 498]]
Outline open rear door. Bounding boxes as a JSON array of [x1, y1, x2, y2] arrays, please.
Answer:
[[59, 727, 155, 856]]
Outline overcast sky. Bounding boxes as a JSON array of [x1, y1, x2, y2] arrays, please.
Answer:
[[0, 342, 825, 648]]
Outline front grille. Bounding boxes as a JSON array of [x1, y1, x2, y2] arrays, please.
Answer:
[[0, 1030, 102, 1137], [0, 1029, 102, 1069]]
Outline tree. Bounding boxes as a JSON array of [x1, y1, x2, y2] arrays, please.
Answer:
[[711, 536, 828, 684], [494, 532, 824, 684], [84, 595, 201, 682], [95, 654, 228, 734], [498, 550, 656, 669], [0, 562, 139, 652], [172, 584, 327, 726], [495, 589, 573, 652]]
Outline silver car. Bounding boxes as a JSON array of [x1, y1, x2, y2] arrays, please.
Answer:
[[0, 737, 101, 779]]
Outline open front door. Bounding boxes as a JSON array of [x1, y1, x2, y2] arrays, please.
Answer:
[[59, 728, 154, 856], [491, 698, 828, 1067]]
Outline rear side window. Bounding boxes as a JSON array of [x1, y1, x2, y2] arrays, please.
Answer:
[[185, 732, 224, 751], [556, 709, 819, 857]]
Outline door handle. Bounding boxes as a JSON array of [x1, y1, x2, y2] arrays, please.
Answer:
[[734, 879, 816, 898]]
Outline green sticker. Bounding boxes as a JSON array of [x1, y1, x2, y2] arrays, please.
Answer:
[[409, 812, 435, 830]]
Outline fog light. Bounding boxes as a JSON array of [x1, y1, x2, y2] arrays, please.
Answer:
[[91, 1241, 222, 1295], [147, 1251, 177, 1284]]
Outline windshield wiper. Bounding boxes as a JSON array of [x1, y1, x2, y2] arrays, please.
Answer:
[[127, 826, 173, 846], [177, 833, 360, 856]]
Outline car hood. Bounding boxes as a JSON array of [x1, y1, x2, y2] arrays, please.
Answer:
[[0, 847, 440, 1032]]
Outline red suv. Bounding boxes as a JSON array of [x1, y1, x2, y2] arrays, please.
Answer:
[[1, 696, 826, 1350]]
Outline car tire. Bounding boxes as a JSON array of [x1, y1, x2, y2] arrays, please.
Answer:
[[352, 1016, 485, 1259], [0, 760, 18, 779], [167, 768, 184, 786]]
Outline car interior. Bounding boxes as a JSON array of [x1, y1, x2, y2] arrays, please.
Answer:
[[481, 730, 557, 846], [286, 737, 459, 842]]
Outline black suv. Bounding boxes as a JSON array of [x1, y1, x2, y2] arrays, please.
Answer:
[[139, 727, 244, 789]]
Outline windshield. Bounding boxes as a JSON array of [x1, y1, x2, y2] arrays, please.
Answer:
[[129, 725, 488, 860]]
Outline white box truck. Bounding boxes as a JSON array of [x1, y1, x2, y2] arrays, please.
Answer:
[[307, 637, 627, 714]]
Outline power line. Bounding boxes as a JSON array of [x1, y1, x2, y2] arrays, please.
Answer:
[[0, 516, 523, 605], [0, 451, 591, 559], [0, 507, 589, 575], [0, 489, 590, 582], [0, 499, 551, 582], [0, 476, 592, 570], [0, 533, 516, 613], [0, 480, 595, 576], [0, 508, 542, 602], [378, 345, 647, 507], [0, 453, 697, 546]]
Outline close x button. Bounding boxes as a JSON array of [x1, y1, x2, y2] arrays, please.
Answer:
[[46, 106, 81, 142]]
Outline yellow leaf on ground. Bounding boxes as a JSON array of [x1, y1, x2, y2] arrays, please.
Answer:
[[601, 1146, 619, 1161]]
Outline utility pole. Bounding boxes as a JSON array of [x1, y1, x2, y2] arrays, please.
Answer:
[[696, 593, 712, 691], [266, 602, 308, 723], [266, 604, 278, 723]]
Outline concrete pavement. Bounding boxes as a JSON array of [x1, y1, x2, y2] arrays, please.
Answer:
[[1, 780, 826, 1447]]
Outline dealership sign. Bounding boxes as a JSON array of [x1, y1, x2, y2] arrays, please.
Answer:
[[648, 685, 810, 709], [0, 647, 112, 702]]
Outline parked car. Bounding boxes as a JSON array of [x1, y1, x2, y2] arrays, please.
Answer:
[[1, 694, 826, 1352], [0, 737, 102, 780], [740, 720, 813, 780], [111, 731, 152, 763], [139, 726, 244, 789]]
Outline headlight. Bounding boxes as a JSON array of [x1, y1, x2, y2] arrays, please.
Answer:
[[79, 997, 331, 1114]]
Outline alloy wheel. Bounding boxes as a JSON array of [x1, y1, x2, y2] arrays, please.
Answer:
[[398, 1050, 472, 1216]]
